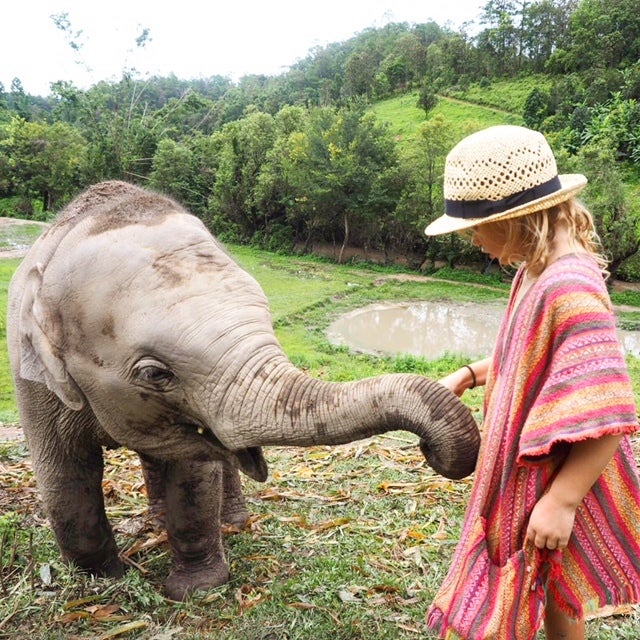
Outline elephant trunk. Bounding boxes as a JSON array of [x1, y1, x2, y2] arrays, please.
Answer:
[[221, 353, 480, 480]]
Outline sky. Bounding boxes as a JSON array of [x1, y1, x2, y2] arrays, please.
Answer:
[[3, 0, 484, 97]]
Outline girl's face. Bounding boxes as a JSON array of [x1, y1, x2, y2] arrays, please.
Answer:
[[471, 225, 506, 262]]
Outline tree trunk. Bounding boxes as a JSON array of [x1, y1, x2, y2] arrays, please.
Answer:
[[338, 212, 350, 264]]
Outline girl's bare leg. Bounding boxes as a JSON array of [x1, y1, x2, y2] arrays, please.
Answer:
[[544, 597, 585, 640]]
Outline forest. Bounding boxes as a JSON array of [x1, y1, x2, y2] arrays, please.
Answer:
[[1, 0, 640, 280]]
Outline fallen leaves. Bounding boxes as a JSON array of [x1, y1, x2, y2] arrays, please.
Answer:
[[0, 454, 38, 517], [3, 428, 637, 638], [57, 597, 151, 639], [254, 485, 351, 503], [97, 621, 149, 639], [234, 584, 270, 615], [59, 602, 124, 624], [288, 600, 342, 625]]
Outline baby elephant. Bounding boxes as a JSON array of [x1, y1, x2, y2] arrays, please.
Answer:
[[7, 181, 479, 600]]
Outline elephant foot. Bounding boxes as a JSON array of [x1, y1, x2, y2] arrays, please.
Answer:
[[164, 557, 229, 601], [221, 505, 249, 530], [70, 550, 126, 579], [100, 555, 127, 578]]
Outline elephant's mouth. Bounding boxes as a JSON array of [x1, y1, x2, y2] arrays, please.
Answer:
[[175, 421, 268, 483], [177, 420, 226, 449]]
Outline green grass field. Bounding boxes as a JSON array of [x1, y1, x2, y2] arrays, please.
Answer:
[[372, 91, 523, 148]]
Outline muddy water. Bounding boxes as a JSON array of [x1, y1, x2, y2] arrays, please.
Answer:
[[327, 302, 640, 360]]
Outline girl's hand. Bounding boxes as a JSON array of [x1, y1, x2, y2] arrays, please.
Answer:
[[526, 492, 576, 550], [438, 368, 471, 397], [526, 434, 622, 550]]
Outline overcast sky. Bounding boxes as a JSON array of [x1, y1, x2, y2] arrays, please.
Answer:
[[3, 0, 484, 96]]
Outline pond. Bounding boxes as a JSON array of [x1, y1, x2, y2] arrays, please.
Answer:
[[327, 301, 640, 360]]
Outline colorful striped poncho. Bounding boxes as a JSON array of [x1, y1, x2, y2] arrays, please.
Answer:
[[427, 253, 640, 640]]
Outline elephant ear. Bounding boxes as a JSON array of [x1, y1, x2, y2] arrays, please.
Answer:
[[18, 264, 85, 411]]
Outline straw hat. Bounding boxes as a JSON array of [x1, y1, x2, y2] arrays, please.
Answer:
[[424, 125, 587, 236]]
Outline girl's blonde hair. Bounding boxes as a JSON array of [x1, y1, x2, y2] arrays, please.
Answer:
[[478, 199, 608, 278]]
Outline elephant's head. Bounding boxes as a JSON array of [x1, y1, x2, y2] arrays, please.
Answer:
[[15, 181, 480, 481]]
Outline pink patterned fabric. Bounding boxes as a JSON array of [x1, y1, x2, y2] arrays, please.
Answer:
[[427, 254, 640, 639]]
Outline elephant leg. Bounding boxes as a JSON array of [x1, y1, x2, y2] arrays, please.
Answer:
[[220, 460, 249, 528], [163, 459, 228, 600], [139, 454, 168, 529], [21, 400, 123, 577]]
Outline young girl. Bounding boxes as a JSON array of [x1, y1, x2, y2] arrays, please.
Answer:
[[424, 125, 640, 640]]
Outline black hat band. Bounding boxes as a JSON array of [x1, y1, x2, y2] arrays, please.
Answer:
[[445, 175, 562, 220]]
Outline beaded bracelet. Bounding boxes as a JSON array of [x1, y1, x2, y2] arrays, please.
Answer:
[[464, 364, 476, 389]]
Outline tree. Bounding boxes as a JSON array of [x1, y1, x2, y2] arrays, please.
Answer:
[[343, 48, 379, 99], [580, 93, 640, 162], [559, 0, 640, 72], [378, 33, 427, 93], [69, 76, 160, 182], [523, 87, 550, 129], [436, 34, 476, 85], [50, 81, 84, 124], [9, 79, 30, 120], [208, 110, 278, 241], [1, 117, 87, 213], [394, 115, 461, 265], [150, 90, 219, 139], [256, 102, 405, 258], [149, 139, 192, 194], [149, 135, 221, 215], [417, 85, 439, 117], [520, 0, 575, 72], [555, 140, 640, 280], [0, 82, 7, 113], [477, 0, 519, 75]]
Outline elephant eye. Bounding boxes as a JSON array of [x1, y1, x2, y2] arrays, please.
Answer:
[[132, 359, 176, 390]]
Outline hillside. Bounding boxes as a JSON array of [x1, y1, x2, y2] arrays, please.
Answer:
[[442, 74, 553, 114], [372, 91, 523, 147]]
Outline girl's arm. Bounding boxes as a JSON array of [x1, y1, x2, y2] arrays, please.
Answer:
[[525, 434, 623, 550], [439, 357, 491, 397]]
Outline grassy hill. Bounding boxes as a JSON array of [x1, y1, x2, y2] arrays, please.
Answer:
[[372, 89, 524, 149], [442, 74, 552, 114]]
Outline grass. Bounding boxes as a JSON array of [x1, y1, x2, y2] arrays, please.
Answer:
[[442, 74, 553, 115], [1, 217, 639, 638], [0, 224, 44, 253], [0, 258, 22, 421], [372, 91, 523, 149]]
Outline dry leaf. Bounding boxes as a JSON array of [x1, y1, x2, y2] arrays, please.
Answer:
[[63, 595, 107, 610], [88, 604, 121, 620], [313, 517, 351, 532], [338, 589, 360, 603], [235, 585, 269, 615], [58, 611, 91, 624], [98, 621, 148, 639]]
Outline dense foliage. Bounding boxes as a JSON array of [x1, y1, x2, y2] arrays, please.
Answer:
[[1, 0, 640, 277]]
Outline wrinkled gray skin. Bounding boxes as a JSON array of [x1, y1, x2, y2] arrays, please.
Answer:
[[7, 181, 480, 600]]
